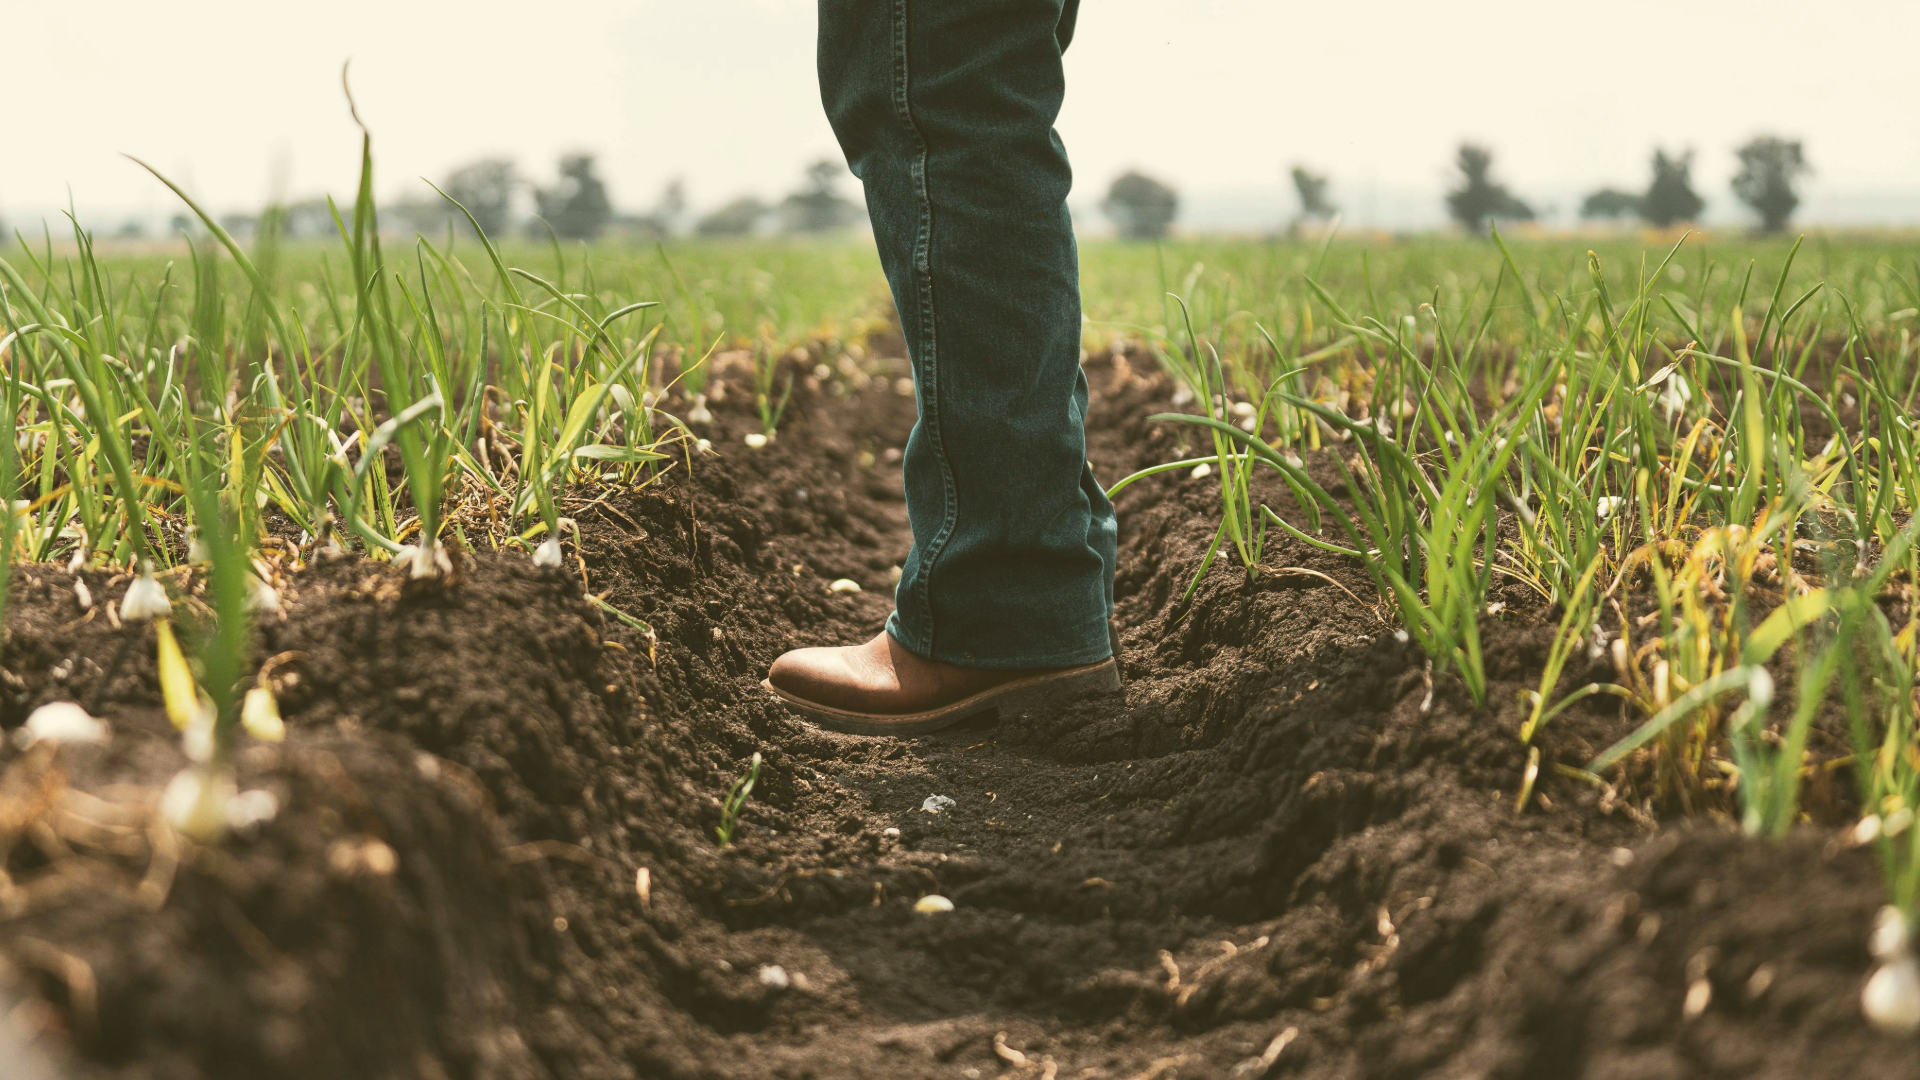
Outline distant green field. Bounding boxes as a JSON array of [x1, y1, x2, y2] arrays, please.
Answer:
[[54, 230, 1920, 360]]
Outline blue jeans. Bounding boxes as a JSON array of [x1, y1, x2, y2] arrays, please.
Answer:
[[818, 0, 1116, 670]]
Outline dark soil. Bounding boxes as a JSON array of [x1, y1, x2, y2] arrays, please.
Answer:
[[0, 348, 1912, 1080]]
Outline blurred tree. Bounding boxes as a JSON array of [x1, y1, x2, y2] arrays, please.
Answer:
[[444, 158, 517, 237], [1290, 165, 1336, 224], [1732, 136, 1809, 234], [281, 198, 336, 241], [216, 212, 260, 240], [1580, 188, 1641, 221], [697, 196, 770, 237], [1641, 149, 1705, 228], [781, 160, 861, 233], [618, 179, 691, 239], [1444, 144, 1533, 234], [655, 178, 689, 235], [535, 154, 614, 241], [1102, 170, 1179, 240]]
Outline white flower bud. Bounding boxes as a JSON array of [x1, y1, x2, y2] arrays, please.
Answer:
[[226, 789, 279, 832], [181, 705, 218, 763], [249, 575, 281, 613], [1864, 956, 1920, 1035], [1855, 815, 1885, 846], [120, 569, 172, 622], [687, 394, 713, 425], [18, 701, 109, 747], [162, 766, 237, 843], [242, 684, 285, 742], [394, 538, 451, 580], [1888, 807, 1915, 837], [1872, 907, 1910, 960]]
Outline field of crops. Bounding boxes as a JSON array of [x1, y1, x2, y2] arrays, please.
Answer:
[[1, 138, 1918, 1080]]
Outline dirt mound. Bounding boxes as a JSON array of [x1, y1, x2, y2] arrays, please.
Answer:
[[0, 350, 1907, 1079]]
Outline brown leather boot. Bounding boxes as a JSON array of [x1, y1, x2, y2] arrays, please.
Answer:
[[764, 630, 1120, 735]]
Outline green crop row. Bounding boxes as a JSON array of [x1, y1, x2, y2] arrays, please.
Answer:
[[1111, 230, 1920, 949]]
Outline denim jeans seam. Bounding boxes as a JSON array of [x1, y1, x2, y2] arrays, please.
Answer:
[[890, 0, 958, 655]]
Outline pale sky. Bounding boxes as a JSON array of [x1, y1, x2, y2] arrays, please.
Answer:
[[8, 0, 1920, 229]]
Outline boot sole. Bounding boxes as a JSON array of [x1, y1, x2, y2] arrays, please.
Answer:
[[762, 658, 1122, 736]]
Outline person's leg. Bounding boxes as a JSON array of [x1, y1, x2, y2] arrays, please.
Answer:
[[817, 0, 1113, 670]]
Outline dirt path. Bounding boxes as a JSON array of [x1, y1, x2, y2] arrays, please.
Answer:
[[0, 352, 1906, 1080]]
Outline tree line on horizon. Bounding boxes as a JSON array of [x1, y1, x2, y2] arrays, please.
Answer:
[[111, 154, 867, 245], [5, 135, 1818, 245], [1098, 134, 1816, 240]]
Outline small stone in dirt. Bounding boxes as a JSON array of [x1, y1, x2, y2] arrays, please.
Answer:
[[894, 378, 915, 397], [914, 895, 954, 914], [883, 827, 901, 838], [921, 795, 956, 813], [829, 578, 862, 593], [1682, 978, 1711, 1018], [1609, 847, 1634, 867], [328, 838, 397, 877], [757, 965, 790, 990], [19, 701, 109, 747], [883, 447, 903, 463]]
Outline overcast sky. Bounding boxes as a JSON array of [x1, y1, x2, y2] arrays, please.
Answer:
[[9, 0, 1919, 228]]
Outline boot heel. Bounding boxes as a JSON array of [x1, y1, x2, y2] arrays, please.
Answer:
[[996, 659, 1122, 723]]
